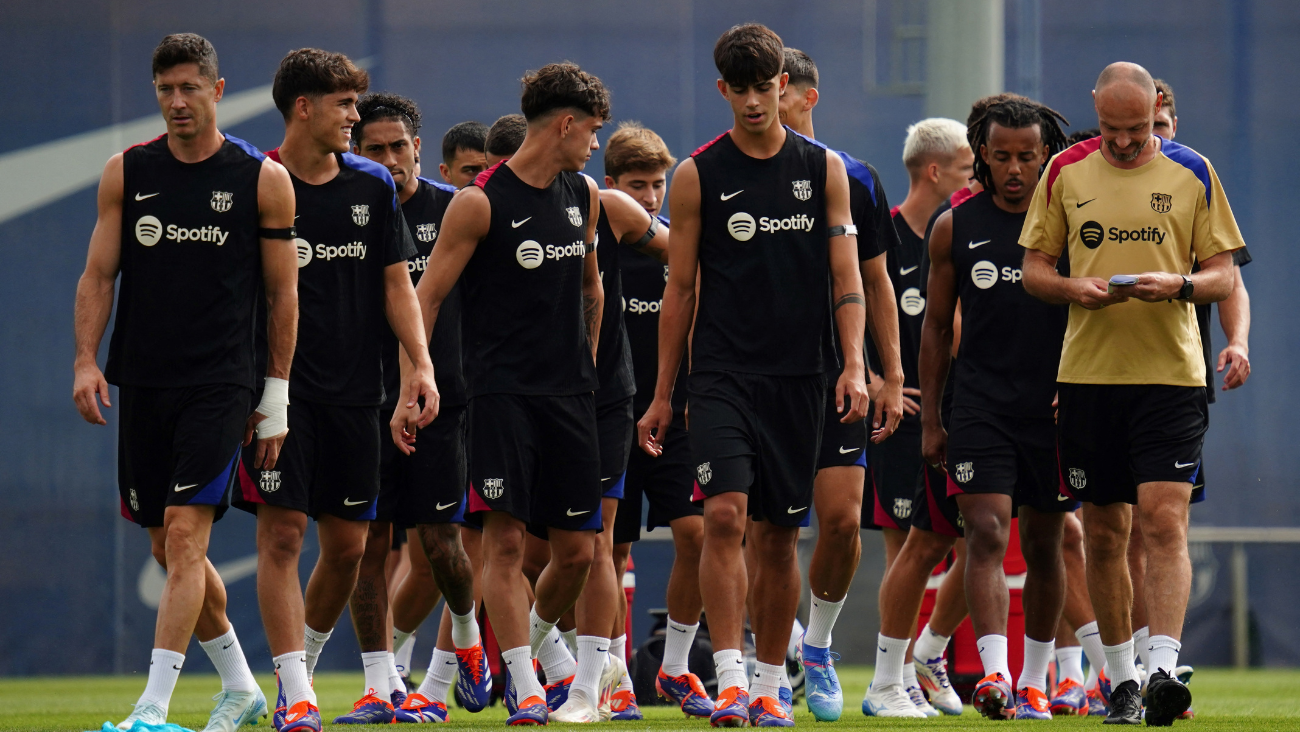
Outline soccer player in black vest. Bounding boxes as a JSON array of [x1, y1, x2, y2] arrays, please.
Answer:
[[919, 97, 1073, 720], [348, 94, 489, 723], [235, 49, 437, 731], [637, 24, 870, 728], [397, 62, 612, 726], [776, 47, 904, 722], [73, 34, 297, 731]]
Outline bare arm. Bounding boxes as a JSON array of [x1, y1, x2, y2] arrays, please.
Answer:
[[1216, 264, 1251, 389], [636, 158, 700, 456], [583, 176, 603, 358], [918, 212, 957, 470], [1022, 249, 1129, 309], [824, 151, 872, 428], [600, 187, 669, 264], [1122, 249, 1235, 304], [72, 154, 124, 426], [860, 252, 906, 430]]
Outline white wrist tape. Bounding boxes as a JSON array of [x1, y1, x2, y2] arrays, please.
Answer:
[[254, 377, 290, 438]]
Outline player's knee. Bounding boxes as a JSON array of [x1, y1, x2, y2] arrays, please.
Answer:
[[323, 539, 366, 570], [260, 519, 305, 563], [703, 505, 745, 540], [1084, 521, 1128, 558], [163, 521, 207, 565], [612, 544, 632, 574], [150, 541, 169, 569], [1062, 513, 1085, 550], [910, 536, 953, 568], [422, 525, 464, 569], [962, 514, 1008, 556], [552, 541, 595, 575], [821, 511, 861, 548], [1138, 505, 1187, 550]]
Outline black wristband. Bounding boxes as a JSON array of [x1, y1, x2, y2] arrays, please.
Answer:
[[629, 215, 659, 250], [828, 224, 858, 239], [259, 226, 297, 240]]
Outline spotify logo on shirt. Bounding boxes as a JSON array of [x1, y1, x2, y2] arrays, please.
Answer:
[[971, 261, 999, 289], [516, 240, 544, 269], [727, 212, 757, 241], [899, 287, 925, 316]]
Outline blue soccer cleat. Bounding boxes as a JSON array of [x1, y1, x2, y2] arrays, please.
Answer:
[[749, 694, 795, 727], [394, 693, 449, 723], [454, 643, 492, 713], [332, 694, 394, 725], [506, 695, 548, 726], [544, 674, 573, 712], [1014, 687, 1052, 720], [973, 673, 1014, 720], [710, 686, 751, 727], [801, 639, 843, 721], [1050, 678, 1087, 717], [272, 673, 287, 730], [655, 668, 714, 717], [609, 689, 643, 720], [279, 701, 321, 732], [778, 686, 793, 717]]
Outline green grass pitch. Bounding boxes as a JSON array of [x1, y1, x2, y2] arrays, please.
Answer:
[[1, 666, 1296, 731]]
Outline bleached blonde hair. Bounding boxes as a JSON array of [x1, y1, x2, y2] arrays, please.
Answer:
[[902, 118, 969, 173]]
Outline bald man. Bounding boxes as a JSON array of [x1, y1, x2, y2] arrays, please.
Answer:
[[1020, 62, 1244, 726]]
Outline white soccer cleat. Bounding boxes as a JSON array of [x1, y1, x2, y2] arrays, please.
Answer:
[[862, 683, 927, 718], [551, 691, 602, 723], [597, 656, 627, 721], [914, 655, 964, 715], [907, 685, 941, 717], [201, 688, 268, 732], [117, 701, 168, 730]]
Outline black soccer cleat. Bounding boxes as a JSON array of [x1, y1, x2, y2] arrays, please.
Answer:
[[1103, 680, 1143, 725], [1144, 669, 1192, 726]]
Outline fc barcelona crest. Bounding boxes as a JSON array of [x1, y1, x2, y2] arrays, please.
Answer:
[[893, 498, 912, 520], [416, 222, 437, 243], [210, 191, 233, 212], [1068, 467, 1087, 490], [1150, 192, 1172, 214], [792, 179, 812, 201], [566, 206, 584, 227], [954, 461, 974, 483], [352, 204, 370, 226]]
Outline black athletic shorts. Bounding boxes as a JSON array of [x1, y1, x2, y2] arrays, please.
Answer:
[[598, 397, 635, 499], [945, 407, 1079, 513], [1057, 384, 1208, 506], [910, 462, 964, 537], [236, 398, 381, 521], [614, 414, 701, 544], [118, 384, 250, 528], [465, 393, 602, 533], [864, 416, 922, 531], [376, 405, 468, 525], [688, 371, 825, 527], [817, 376, 870, 471]]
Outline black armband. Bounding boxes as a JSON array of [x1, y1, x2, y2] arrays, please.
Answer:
[[259, 226, 297, 240], [827, 224, 859, 239], [628, 215, 660, 250]]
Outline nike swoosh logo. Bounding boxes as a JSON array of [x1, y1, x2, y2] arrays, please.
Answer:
[[435, 501, 456, 511], [879, 646, 887, 653], [601, 477, 615, 482], [173, 664, 182, 670], [1057, 494, 1070, 501], [135, 192, 159, 201], [900, 265, 918, 275], [343, 498, 368, 506], [1175, 461, 1196, 469], [222, 643, 233, 650], [838, 446, 861, 454], [672, 626, 688, 632], [787, 506, 807, 514], [720, 190, 743, 201], [511, 217, 531, 228], [1076, 198, 1097, 208], [566, 509, 591, 516], [968, 240, 990, 249], [174, 483, 197, 492]]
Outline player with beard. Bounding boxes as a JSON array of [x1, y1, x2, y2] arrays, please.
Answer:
[[74, 33, 296, 732], [235, 49, 438, 731], [396, 62, 615, 726], [638, 24, 871, 728], [775, 47, 904, 722], [348, 95, 490, 724], [1022, 62, 1244, 726]]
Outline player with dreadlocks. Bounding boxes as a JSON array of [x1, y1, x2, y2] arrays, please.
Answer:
[[917, 96, 1076, 720]]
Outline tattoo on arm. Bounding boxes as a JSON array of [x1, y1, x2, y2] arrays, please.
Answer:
[[583, 294, 599, 348], [834, 293, 866, 312]]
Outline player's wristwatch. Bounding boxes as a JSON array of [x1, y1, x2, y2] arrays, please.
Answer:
[[1176, 275, 1194, 300]]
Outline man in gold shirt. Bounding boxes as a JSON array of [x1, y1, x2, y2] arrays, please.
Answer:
[[1020, 61, 1244, 726]]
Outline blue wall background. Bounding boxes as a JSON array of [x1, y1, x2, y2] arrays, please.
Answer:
[[2, 0, 1297, 676]]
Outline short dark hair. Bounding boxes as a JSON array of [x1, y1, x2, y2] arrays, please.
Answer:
[[152, 33, 218, 83], [782, 47, 817, 89], [1065, 128, 1100, 146], [442, 121, 489, 165], [605, 121, 677, 180], [353, 92, 420, 146], [968, 97, 1070, 192], [485, 114, 527, 158], [714, 23, 784, 88], [272, 48, 369, 119], [520, 62, 611, 122], [1153, 78, 1177, 118]]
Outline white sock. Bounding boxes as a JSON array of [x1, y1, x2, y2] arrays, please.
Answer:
[[571, 636, 611, 706], [304, 625, 332, 679], [275, 651, 315, 708], [138, 649, 185, 711], [804, 593, 845, 649], [913, 623, 950, 664], [610, 634, 634, 692], [503, 646, 544, 704], [751, 661, 783, 702], [362, 650, 390, 698], [1104, 639, 1138, 686], [1075, 622, 1108, 685], [1017, 637, 1054, 692], [713, 649, 747, 692], [1133, 626, 1151, 669], [902, 661, 921, 691], [661, 619, 698, 677], [1056, 646, 1085, 684], [1148, 635, 1181, 676], [562, 628, 579, 657], [537, 627, 577, 684], [780, 666, 792, 693], [386, 652, 404, 696], [977, 634, 1011, 682], [528, 606, 556, 658], [416, 648, 458, 704], [451, 605, 480, 650], [871, 633, 911, 689], [393, 630, 415, 675], [199, 627, 258, 692]]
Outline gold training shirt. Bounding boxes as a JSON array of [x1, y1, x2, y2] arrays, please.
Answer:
[[1020, 137, 1244, 386]]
